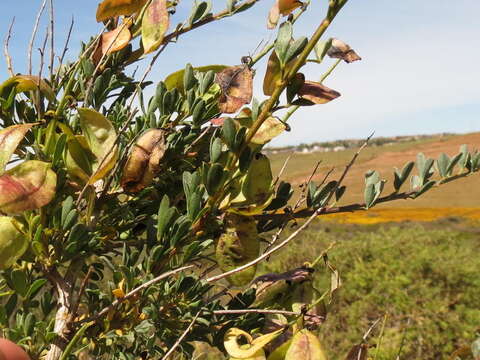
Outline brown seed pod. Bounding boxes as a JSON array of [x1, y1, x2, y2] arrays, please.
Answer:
[[121, 129, 166, 193]]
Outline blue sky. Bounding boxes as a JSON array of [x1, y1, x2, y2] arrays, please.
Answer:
[[1, 0, 479, 146]]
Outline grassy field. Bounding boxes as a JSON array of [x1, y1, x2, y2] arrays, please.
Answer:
[[260, 219, 480, 359]]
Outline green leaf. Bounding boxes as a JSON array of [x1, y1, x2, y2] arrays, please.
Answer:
[[157, 195, 173, 240], [446, 152, 462, 176], [394, 161, 414, 191], [0, 124, 35, 175], [11, 269, 28, 297], [313, 180, 337, 208], [436, 153, 449, 178], [314, 38, 333, 63], [285, 36, 308, 63], [285, 329, 327, 360], [189, 1, 211, 26], [0, 160, 57, 214], [183, 63, 196, 92], [275, 21, 293, 65], [364, 183, 375, 209], [222, 118, 237, 150], [192, 99, 206, 126], [206, 163, 224, 195], [25, 279, 47, 300], [142, 0, 170, 54], [209, 136, 223, 163]]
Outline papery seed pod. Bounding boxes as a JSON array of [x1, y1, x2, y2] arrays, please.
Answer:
[[216, 214, 259, 286], [121, 129, 166, 193], [242, 153, 273, 205], [0, 217, 28, 270]]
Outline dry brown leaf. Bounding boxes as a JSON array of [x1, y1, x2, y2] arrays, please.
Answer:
[[215, 65, 253, 114], [327, 38, 362, 63], [121, 129, 166, 192], [297, 81, 341, 104]]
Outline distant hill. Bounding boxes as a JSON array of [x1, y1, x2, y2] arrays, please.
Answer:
[[268, 132, 480, 209]]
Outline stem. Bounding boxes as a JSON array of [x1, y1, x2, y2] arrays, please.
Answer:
[[58, 322, 92, 360]]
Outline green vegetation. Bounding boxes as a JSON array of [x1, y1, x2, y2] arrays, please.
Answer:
[[261, 220, 480, 359]]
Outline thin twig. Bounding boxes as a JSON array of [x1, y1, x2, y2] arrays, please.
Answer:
[[363, 317, 382, 342], [4, 17, 15, 77], [273, 153, 292, 186], [48, 0, 55, 78], [28, 0, 48, 75], [83, 19, 131, 106], [70, 266, 93, 318], [57, 16, 74, 72], [76, 265, 194, 325], [374, 314, 388, 360], [38, 26, 49, 80], [161, 311, 201, 360], [322, 132, 374, 207], [213, 309, 321, 318]]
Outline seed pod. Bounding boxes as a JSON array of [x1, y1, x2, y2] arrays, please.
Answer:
[[121, 129, 166, 193], [0, 338, 30, 360], [216, 214, 259, 286], [0, 217, 28, 270], [241, 153, 274, 206]]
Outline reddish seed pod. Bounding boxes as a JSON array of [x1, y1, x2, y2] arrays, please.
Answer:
[[0, 338, 30, 360]]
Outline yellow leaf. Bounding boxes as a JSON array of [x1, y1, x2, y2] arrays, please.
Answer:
[[0, 216, 28, 270], [0, 124, 35, 175], [0, 75, 55, 101], [224, 328, 282, 359], [285, 329, 327, 360], [250, 117, 285, 145], [96, 0, 148, 22], [142, 0, 170, 54]]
